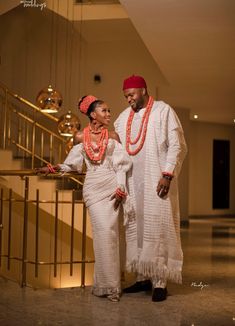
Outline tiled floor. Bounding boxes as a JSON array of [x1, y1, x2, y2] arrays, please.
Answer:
[[0, 217, 235, 326]]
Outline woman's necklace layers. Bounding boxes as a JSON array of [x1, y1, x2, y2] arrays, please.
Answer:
[[83, 124, 108, 162], [126, 96, 154, 155]]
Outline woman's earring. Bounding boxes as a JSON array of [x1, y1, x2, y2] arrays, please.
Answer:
[[90, 112, 96, 120]]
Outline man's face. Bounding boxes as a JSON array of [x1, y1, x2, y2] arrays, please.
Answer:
[[123, 88, 145, 111]]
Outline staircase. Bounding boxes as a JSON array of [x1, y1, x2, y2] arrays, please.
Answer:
[[0, 82, 94, 289], [0, 81, 67, 168]]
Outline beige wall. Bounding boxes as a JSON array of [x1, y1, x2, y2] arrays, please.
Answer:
[[189, 121, 235, 216], [82, 38, 166, 125], [0, 5, 87, 117], [0, 6, 166, 126]]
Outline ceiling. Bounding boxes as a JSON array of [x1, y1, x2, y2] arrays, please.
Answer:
[[119, 0, 235, 125], [1, 0, 235, 125]]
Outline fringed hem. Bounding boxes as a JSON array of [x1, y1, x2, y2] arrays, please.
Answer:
[[126, 260, 182, 284], [92, 286, 121, 297]]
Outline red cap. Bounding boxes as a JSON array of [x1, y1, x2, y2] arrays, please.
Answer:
[[79, 95, 98, 114], [123, 75, 147, 90]]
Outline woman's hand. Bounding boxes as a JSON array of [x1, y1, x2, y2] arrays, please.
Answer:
[[35, 164, 59, 175], [34, 166, 50, 175]]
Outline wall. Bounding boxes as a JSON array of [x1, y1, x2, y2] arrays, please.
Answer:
[[82, 38, 166, 125], [189, 121, 235, 216], [0, 5, 87, 119], [0, 7, 166, 126]]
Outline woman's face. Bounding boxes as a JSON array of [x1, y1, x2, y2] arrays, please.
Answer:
[[92, 103, 111, 126]]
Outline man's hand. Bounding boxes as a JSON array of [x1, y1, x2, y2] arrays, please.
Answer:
[[156, 177, 171, 198]]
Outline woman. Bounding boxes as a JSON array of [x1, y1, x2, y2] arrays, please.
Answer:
[[37, 95, 133, 302]]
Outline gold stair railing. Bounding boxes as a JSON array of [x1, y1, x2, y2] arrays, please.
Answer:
[[0, 85, 92, 288], [0, 170, 93, 288], [0, 81, 67, 169]]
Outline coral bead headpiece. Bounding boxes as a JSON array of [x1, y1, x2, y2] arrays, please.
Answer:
[[79, 95, 98, 114]]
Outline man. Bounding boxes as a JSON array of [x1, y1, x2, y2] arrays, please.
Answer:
[[114, 75, 187, 302]]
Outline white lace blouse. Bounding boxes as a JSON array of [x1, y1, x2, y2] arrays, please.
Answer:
[[59, 138, 132, 186]]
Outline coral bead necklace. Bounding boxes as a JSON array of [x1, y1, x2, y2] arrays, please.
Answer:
[[83, 124, 108, 162], [126, 96, 154, 155], [89, 123, 103, 134]]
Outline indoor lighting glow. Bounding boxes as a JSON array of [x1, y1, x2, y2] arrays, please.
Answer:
[[36, 85, 63, 113], [57, 110, 81, 137], [193, 114, 198, 119]]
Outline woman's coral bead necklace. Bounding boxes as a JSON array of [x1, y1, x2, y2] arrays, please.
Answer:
[[83, 125, 108, 162]]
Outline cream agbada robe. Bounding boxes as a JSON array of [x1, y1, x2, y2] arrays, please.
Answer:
[[114, 100, 187, 283]]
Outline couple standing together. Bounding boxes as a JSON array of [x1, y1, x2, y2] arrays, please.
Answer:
[[40, 75, 187, 302]]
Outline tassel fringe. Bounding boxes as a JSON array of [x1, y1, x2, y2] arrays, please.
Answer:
[[126, 259, 182, 284]]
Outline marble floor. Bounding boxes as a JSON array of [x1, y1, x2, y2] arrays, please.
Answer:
[[0, 217, 235, 326]]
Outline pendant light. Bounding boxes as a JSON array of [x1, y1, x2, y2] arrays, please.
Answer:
[[36, 0, 62, 114], [36, 85, 62, 113], [57, 110, 80, 137]]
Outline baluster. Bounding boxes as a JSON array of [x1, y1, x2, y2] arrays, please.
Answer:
[[54, 190, 59, 277], [21, 177, 29, 287], [35, 189, 39, 278], [81, 202, 87, 287], [7, 189, 12, 270], [70, 190, 75, 276], [31, 123, 36, 169]]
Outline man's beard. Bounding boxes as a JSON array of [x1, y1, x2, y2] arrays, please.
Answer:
[[131, 100, 144, 111]]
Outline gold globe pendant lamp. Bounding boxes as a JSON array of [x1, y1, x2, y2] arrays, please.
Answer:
[[58, 109, 81, 154], [36, 0, 62, 114], [57, 0, 82, 154], [36, 85, 62, 113], [58, 110, 80, 137]]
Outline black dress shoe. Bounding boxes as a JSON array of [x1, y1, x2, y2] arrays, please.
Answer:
[[123, 280, 152, 293], [152, 287, 167, 302]]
